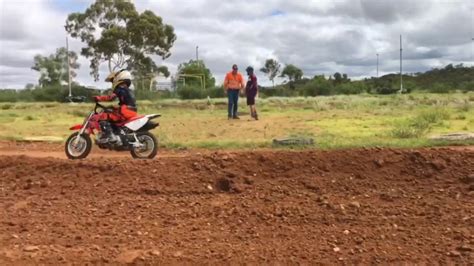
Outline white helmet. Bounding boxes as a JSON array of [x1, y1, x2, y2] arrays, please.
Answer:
[[105, 69, 132, 89]]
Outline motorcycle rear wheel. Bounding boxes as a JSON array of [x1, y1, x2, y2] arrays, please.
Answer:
[[130, 132, 158, 159]]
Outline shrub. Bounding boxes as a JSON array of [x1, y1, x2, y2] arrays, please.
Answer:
[[429, 83, 450, 93], [375, 87, 399, 95], [391, 121, 429, 138], [207, 86, 226, 98], [333, 82, 367, 95], [416, 109, 450, 124], [177, 86, 206, 99], [460, 81, 474, 92], [391, 109, 450, 139], [0, 90, 19, 102], [1, 103, 13, 110], [301, 79, 333, 96]]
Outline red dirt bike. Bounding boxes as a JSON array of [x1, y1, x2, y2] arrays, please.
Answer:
[[65, 103, 160, 160]]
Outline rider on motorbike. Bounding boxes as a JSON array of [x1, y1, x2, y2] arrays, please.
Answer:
[[93, 69, 137, 143]]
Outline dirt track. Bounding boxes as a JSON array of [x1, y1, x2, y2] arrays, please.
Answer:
[[1, 143, 473, 264]]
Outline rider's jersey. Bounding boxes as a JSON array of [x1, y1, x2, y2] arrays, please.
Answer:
[[113, 86, 136, 109]]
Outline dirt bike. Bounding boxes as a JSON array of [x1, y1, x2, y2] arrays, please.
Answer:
[[65, 103, 160, 160]]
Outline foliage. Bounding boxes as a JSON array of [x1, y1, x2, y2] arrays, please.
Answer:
[[65, 0, 176, 80], [391, 109, 451, 138], [280, 64, 303, 83], [132, 59, 170, 91], [300, 76, 333, 96], [333, 81, 368, 95], [260, 59, 281, 87], [177, 60, 216, 89], [333, 72, 350, 84], [370, 64, 474, 93], [176, 86, 205, 100], [0, 85, 99, 103], [32, 47, 80, 87]]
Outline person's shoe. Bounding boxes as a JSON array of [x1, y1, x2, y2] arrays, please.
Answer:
[[98, 121, 118, 144], [233, 116, 240, 119], [108, 134, 119, 143], [254, 113, 259, 120]]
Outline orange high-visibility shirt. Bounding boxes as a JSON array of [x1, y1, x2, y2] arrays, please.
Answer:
[[224, 72, 245, 90]]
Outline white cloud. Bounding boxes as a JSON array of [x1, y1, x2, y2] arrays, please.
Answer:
[[0, 0, 473, 89]]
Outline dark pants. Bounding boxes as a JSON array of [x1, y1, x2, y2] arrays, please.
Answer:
[[227, 89, 239, 118]]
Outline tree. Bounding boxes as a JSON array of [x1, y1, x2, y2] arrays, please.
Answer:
[[260, 59, 281, 87], [333, 72, 342, 84], [131, 56, 170, 91], [31, 47, 80, 87], [280, 64, 303, 82], [177, 60, 215, 89], [342, 74, 350, 83], [24, 83, 35, 90], [65, 0, 176, 81], [333, 72, 350, 84]]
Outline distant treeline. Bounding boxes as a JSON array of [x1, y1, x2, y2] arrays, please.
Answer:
[[0, 64, 472, 102], [260, 64, 473, 97]]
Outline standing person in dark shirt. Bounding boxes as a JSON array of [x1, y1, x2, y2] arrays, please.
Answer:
[[245, 66, 259, 120]]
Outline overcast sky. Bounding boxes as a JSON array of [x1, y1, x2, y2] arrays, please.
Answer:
[[0, 0, 473, 89]]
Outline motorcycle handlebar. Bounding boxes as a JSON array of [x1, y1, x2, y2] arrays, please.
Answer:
[[94, 102, 114, 114]]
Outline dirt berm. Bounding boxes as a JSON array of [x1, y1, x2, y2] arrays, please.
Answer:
[[0, 147, 473, 264]]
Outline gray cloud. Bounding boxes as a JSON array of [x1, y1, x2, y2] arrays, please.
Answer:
[[359, 0, 426, 23], [0, 0, 473, 89]]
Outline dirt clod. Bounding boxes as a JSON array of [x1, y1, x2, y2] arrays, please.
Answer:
[[23, 246, 39, 252], [215, 178, 232, 192], [460, 174, 474, 184], [116, 250, 143, 264]]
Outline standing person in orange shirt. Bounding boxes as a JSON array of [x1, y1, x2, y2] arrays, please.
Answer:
[[224, 64, 245, 119]]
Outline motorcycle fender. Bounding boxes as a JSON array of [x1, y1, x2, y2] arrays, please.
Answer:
[[69, 124, 83, 130]]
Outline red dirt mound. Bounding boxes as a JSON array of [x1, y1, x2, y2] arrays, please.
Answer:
[[0, 148, 473, 264]]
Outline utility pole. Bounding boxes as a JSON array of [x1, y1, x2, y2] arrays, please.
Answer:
[[196, 46, 199, 62], [376, 53, 379, 78], [66, 36, 72, 98], [399, 35, 403, 93], [471, 8, 473, 66]]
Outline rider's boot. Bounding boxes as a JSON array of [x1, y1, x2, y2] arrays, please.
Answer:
[[99, 121, 118, 143]]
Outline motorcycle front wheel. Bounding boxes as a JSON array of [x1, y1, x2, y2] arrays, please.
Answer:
[[130, 132, 158, 159], [65, 132, 92, 159]]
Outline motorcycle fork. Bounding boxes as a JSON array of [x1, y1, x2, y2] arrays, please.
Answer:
[[74, 112, 93, 146]]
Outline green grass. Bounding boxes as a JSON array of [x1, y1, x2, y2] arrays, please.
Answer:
[[0, 93, 473, 149]]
